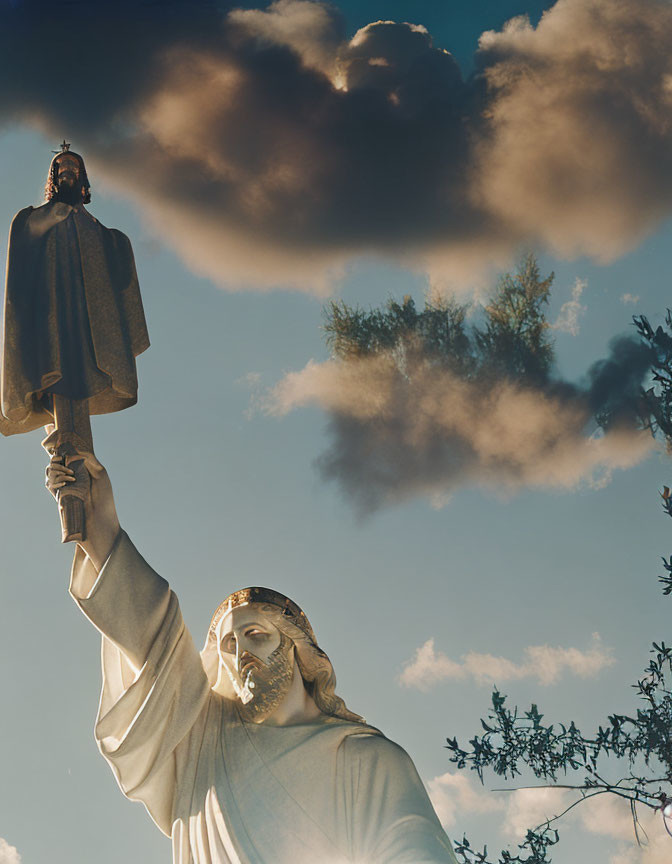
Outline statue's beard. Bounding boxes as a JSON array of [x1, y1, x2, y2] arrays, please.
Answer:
[[55, 178, 83, 205], [236, 633, 295, 723]]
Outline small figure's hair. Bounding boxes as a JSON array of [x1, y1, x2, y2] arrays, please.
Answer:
[[44, 152, 91, 204]]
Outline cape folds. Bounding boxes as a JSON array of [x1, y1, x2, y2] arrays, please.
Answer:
[[0, 201, 149, 435]]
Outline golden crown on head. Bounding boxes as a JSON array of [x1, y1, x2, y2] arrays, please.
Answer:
[[208, 587, 316, 643]]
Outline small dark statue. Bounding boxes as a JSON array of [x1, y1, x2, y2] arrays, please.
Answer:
[[0, 143, 149, 541]]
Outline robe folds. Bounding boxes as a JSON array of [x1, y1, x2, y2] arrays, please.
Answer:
[[1, 202, 149, 435], [70, 532, 459, 864]]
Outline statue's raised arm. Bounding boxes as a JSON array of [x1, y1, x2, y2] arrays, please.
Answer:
[[2, 144, 149, 542], [44, 454, 459, 864], [46, 449, 211, 835]]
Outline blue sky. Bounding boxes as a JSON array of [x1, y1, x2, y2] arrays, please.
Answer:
[[1, 2, 672, 862]]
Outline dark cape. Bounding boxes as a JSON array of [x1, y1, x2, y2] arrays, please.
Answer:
[[0, 201, 150, 435]]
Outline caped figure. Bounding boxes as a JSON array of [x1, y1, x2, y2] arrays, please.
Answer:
[[46, 451, 459, 864], [0, 145, 149, 435]]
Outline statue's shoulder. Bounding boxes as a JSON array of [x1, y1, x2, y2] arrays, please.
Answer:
[[106, 226, 133, 250], [339, 726, 414, 768], [86, 213, 132, 248], [12, 202, 75, 240], [107, 226, 132, 246], [9, 206, 34, 231], [16, 202, 60, 219]]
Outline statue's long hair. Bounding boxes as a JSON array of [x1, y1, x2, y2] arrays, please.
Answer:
[[260, 605, 365, 724], [201, 602, 365, 724], [44, 152, 91, 204]]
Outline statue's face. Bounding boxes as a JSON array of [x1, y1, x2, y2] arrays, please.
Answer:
[[216, 605, 295, 723], [56, 154, 80, 187]]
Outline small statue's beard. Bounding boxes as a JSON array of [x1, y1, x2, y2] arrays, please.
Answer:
[[234, 633, 295, 723], [55, 179, 83, 205]]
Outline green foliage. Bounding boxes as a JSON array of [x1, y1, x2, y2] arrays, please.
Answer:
[[454, 829, 559, 864], [474, 255, 554, 384], [321, 262, 672, 860], [447, 496, 672, 864], [324, 293, 474, 375], [636, 311, 672, 595], [323, 254, 555, 384], [448, 640, 672, 794], [636, 310, 672, 447]]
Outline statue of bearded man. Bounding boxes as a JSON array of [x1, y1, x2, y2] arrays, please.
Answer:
[[46, 451, 459, 864], [1, 147, 149, 436]]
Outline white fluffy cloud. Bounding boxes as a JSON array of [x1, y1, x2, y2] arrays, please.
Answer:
[[504, 790, 672, 864], [0, 839, 21, 864], [427, 771, 671, 862], [427, 771, 507, 828], [551, 278, 587, 336], [501, 786, 571, 839], [399, 633, 614, 690]]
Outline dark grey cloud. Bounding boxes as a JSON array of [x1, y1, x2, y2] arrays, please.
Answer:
[[266, 336, 657, 513], [3, 0, 672, 289]]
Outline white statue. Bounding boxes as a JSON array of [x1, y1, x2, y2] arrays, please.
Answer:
[[46, 448, 459, 864]]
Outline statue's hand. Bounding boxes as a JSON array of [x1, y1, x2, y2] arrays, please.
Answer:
[[44, 425, 121, 571], [45, 452, 87, 500]]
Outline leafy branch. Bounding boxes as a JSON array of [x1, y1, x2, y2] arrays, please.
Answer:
[[448, 514, 672, 863], [323, 253, 554, 385], [442, 297, 672, 862]]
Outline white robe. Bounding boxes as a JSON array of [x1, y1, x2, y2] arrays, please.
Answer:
[[70, 532, 459, 864]]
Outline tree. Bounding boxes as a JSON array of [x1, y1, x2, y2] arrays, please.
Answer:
[[473, 254, 554, 385], [444, 312, 672, 864], [323, 253, 554, 385], [322, 260, 672, 861]]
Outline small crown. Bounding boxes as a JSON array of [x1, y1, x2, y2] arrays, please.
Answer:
[[209, 587, 315, 642], [51, 140, 71, 155]]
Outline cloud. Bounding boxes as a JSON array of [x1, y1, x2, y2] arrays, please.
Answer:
[[0, 839, 21, 864], [236, 371, 262, 387], [427, 771, 507, 828], [473, 0, 672, 265], [228, 0, 345, 80], [579, 794, 637, 843], [504, 790, 672, 864], [3, 0, 672, 290], [609, 808, 672, 864], [399, 633, 614, 690], [551, 278, 587, 336], [501, 786, 571, 839], [622, 293, 641, 305], [265, 334, 656, 512], [428, 766, 672, 863]]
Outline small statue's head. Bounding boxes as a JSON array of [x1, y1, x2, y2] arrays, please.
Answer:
[[201, 587, 363, 724], [45, 150, 91, 205]]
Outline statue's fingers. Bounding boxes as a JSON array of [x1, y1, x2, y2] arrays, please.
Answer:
[[45, 474, 65, 492], [46, 466, 76, 486], [47, 460, 74, 476], [49, 480, 71, 490], [52, 474, 77, 485]]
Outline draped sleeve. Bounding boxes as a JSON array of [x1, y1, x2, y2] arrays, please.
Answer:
[[70, 531, 211, 836], [344, 734, 459, 863]]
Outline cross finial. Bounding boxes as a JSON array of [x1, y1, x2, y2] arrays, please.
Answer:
[[51, 140, 71, 155]]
